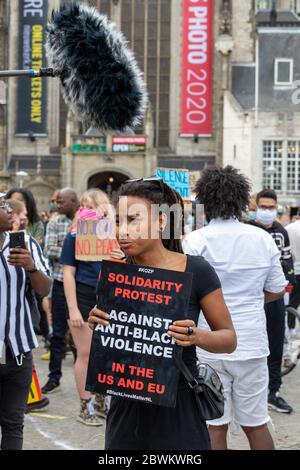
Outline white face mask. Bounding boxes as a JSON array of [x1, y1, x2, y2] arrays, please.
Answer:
[[248, 210, 257, 221], [256, 208, 277, 226]]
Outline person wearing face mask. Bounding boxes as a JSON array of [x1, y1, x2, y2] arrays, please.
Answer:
[[247, 189, 294, 414], [248, 194, 258, 221], [241, 194, 258, 222]]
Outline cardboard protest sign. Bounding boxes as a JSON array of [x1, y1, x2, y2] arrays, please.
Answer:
[[156, 167, 190, 200], [75, 218, 119, 261], [189, 170, 201, 193], [86, 260, 193, 408]]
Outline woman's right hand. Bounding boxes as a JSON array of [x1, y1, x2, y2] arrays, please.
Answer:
[[69, 308, 84, 328], [88, 306, 110, 330]]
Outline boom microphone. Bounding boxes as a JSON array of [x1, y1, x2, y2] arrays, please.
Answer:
[[46, 2, 147, 133], [0, 1, 147, 133]]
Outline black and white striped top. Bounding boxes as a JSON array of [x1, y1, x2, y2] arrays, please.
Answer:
[[0, 232, 50, 358]]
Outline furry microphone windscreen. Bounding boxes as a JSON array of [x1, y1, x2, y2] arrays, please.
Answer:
[[46, 2, 147, 133]]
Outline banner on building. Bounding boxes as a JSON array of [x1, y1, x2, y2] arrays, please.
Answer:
[[16, 0, 48, 135], [180, 0, 213, 137], [156, 167, 190, 200], [112, 136, 147, 153], [86, 261, 193, 408]]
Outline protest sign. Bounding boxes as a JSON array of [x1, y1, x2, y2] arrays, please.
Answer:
[[75, 218, 119, 261], [189, 170, 201, 193], [156, 168, 190, 200], [86, 260, 193, 408]]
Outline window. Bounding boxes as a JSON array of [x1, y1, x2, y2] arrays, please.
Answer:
[[274, 59, 294, 86], [262, 141, 283, 191], [287, 141, 300, 192], [295, 0, 300, 14], [121, 0, 171, 148], [255, 0, 272, 11], [262, 140, 300, 193]]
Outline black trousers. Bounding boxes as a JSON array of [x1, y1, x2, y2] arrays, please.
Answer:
[[75, 282, 96, 322], [0, 349, 32, 450], [265, 299, 285, 395], [105, 384, 211, 450], [37, 294, 49, 338], [289, 274, 300, 328], [49, 280, 68, 384]]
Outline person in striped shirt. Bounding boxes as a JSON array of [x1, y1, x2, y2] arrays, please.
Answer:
[[0, 192, 51, 449]]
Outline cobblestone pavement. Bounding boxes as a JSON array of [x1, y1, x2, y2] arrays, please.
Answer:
[[21, 340, 300, 450]]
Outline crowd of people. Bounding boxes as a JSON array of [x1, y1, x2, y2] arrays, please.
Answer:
[[0, 165, 299, 450]]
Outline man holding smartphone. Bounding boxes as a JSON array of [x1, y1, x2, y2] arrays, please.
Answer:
[[0, 192, 51, 450]]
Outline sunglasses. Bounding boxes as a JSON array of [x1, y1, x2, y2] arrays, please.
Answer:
[[0, 203, 9, 210], [124, 177, 165, 194]]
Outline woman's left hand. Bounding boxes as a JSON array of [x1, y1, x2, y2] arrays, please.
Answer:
[[168, 320, 197, 347]]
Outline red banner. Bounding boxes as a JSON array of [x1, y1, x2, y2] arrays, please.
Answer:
[[180, 0, 213, 136]]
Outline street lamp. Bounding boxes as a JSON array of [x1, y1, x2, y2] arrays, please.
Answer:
[[215, 34, 234, 56], [16, 171, 29, 188], [265, 165, 277, 176]]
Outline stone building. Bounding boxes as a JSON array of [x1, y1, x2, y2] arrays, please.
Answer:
[[0, 0, 233, 206], [1, 0, 300, 208], [224, 0, 300, 207], [0, 0, 61, 207], [65, 0, 226, 197]]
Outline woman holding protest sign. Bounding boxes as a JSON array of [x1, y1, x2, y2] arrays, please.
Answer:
[[88, 178, 236, 450], [61, 189, 123, 426]]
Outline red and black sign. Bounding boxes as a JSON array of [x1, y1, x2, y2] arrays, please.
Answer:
[[112, 136, 147, 153], [86, 260, 193, 408]]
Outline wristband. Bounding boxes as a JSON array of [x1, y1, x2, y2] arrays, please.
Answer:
[[27, 264, 38, 273]]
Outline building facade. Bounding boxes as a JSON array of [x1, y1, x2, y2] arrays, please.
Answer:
[[65, 0, 226, 197], [0, 0, 61, 208], [0, 0, 232, 206], [2, 0, 300, 208], [224, 0, 300, 207]]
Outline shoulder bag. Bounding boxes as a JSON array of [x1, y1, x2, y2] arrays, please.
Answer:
[[176, 355, 225, 421]]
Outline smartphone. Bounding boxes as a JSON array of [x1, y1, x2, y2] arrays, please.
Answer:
[[9, 231, 26, 249]]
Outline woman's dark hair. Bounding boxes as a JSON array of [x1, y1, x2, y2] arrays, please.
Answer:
[[117, 179, 184, 253], [6, 187, 41, 224], [256, 189, 277, 204], [195, 165, 251, 221]]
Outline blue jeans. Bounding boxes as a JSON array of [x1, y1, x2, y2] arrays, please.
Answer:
[[0, 349, 32, 450], [49, 280, 68, 384]]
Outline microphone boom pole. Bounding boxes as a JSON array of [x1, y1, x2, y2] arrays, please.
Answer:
[[0, 68, 55, 77]]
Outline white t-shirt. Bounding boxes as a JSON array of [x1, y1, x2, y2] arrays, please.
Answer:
[[183, 218, 287, 361], [286, 220, 300, 275]]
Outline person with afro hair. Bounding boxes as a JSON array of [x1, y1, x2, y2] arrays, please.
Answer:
[[183, 165, 287, 450]]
